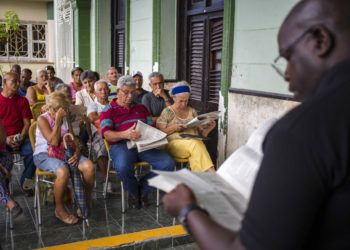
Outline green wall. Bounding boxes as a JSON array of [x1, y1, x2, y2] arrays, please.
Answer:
[[231, 0, 298, 94], [91, 0, 111, 75], [159, 0, 177, 79]]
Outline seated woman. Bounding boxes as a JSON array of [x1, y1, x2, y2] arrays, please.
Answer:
[[157, 81, 216, 172], [33, 92, 95, 224], [0, 120, 22, 218], [75, 70, 99, 107], [68, 67, 84, 104], [26, 69, 52, 106]]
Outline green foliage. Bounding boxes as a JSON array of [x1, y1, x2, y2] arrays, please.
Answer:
[[0, 10, 20, 41]]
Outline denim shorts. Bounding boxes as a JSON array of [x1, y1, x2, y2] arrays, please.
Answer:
[[33, 152, 88, 174]]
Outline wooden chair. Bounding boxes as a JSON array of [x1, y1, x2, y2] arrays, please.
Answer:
[[103, 140, 160, 212], [29, 121, 55, 225]]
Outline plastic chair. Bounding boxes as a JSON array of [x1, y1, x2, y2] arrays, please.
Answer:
[[31, 102, 46, 121], [103, 140, 160, 212], [29, 121, 55, 225]]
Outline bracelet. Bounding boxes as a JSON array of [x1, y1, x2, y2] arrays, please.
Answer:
[[178, 203, 209, 234]]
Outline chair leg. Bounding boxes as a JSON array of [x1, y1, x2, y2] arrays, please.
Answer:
[[7, 207, 13, 230], [34, 175, 42, 225], [121, 181, 125, 213], [156, 189, 160, 207], [103, 159, 111, 199]]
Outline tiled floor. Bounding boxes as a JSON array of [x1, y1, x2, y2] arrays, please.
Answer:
[[0, 164, 197, 250]]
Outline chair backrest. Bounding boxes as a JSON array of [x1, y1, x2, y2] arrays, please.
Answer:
[[31, 102, 46, 121], [29, 121, 37, 150]]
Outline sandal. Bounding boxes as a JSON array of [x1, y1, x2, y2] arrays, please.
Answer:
[[55, 210, 78, 225]]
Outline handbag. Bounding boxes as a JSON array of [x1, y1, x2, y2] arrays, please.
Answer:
[[47, 133, 76, 161], [47, 142, 65, 160]]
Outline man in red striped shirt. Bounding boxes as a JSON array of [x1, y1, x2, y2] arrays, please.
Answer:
[[100, 75, 174, 208]]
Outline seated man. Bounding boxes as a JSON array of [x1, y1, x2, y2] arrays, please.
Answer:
[[100, 75, 175, 208], [132, 71, 148, 104], [18, 68, 35, 97], [86, 80, 109, 184], [142, 72, 173, 122], [0, 72, 35, 196], [106, 67, 119, 101]]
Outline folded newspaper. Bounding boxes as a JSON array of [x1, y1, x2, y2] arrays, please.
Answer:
[[185, 111, 220, 128], [127, 120, 168, 152], [148, 118, 277, 231]]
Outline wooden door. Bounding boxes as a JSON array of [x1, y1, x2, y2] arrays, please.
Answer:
[[178, 0, 224, 164]]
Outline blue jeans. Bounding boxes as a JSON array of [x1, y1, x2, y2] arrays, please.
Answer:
[[19, 138, 35, 186], [109, 141, 174, 198]]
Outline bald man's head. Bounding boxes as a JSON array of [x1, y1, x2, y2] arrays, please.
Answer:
[[277, 0, 350, 101]]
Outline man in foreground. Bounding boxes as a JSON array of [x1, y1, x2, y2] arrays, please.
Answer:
[[163, 0, 350, 249]]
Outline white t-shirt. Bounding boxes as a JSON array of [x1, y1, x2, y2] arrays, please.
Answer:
[[75, 89, 97, 107], [87, 101, 107, 116]]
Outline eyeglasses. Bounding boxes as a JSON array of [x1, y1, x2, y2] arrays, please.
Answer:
[[271, 28, 313, 78]]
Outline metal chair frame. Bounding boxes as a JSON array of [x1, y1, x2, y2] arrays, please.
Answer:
[[103, 140, 160, 212]]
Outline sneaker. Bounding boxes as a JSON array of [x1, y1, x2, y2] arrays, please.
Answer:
[[22, 178, 35, 190]]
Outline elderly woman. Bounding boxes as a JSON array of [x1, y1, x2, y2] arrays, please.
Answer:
[[156, 81, 216, 172], [26, 69, 52, 106], [33, 92, 95, 224], [75, 70, 99, 107], [68, 67, 84, 103], [0, 120, 22, 218]]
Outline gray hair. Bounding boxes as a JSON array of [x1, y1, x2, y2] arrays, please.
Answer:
[[148, 72, 164, 81], [117, 75, 135, 88], [55, 83, 70, 92], [94, 79, 109, 91], [170, 81, 191, 97]]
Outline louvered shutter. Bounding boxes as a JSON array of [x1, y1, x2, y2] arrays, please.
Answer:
[[208, 18, 223, 105], [115, 29, 125, 72], [112, 0, 125, 74], [188, 16, 205, 111]]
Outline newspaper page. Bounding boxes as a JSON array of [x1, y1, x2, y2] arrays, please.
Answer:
[[185, 111, 220, 128], [148, 118, 278, 230], [149, 169, 245, 231], [127, 120, 168, 152], [217, 118, 277, 199]]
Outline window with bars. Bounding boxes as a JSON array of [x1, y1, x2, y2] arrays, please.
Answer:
[[0, 23, 47, 61]]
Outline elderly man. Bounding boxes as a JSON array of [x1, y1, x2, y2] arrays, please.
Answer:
[[106, 67, 119, 101], [132, 71, 148, 104], [100, 75, 174, 208], [86, 80, 109, 182], [0, 72, 35, 196], [163, 0, 350, 249], [141, 72, 173, 122]]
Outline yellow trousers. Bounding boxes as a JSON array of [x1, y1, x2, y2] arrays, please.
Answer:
[[166, 139, 213, 172]]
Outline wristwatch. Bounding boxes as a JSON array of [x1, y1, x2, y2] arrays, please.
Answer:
[[178, 203, 209, 234]]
